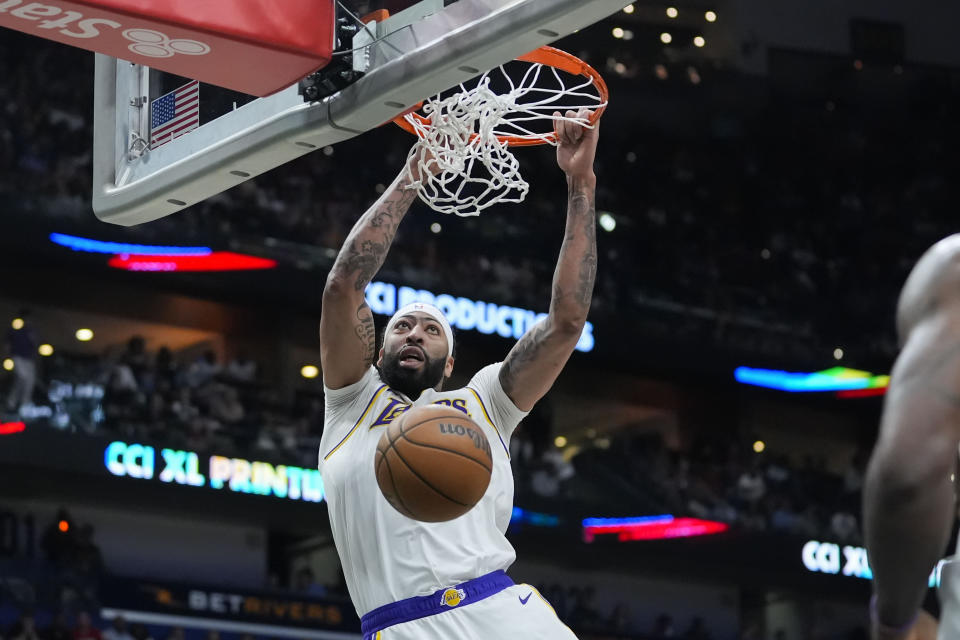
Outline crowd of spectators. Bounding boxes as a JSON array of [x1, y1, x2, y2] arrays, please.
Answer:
[[515, 434, 866, 544], [4, 313, 866, 543], [92, 337, 323, 467], [3, 30, 960, 369], [579, 431, 866, 544]]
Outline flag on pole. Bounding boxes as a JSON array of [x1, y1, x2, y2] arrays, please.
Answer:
[[150, 80, 200, 149]]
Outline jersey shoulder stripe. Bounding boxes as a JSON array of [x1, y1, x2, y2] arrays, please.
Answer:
[[323, 384, 388, 461], [465, 386, 509, 457]]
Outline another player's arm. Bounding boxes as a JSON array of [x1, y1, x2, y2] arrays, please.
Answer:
[[319, 161, 421, 389], [863, 237, 960, 639], [500, 110, 600, 412]]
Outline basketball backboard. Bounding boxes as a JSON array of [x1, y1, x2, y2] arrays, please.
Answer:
[[93, 0, 627, 227]]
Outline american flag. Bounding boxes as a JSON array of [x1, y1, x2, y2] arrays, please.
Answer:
[[150, 80, 199, 149]]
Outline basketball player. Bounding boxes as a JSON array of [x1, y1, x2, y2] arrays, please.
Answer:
[[860, 236, 960, 640], [317, 109, 599, 640]]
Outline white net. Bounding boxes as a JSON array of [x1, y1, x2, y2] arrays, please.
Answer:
[[401, 59, 606, 217]]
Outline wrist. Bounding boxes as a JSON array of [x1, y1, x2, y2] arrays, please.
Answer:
[[566, 172, 596, 191]]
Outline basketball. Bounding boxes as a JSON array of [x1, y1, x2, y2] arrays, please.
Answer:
[[374, 404, 493, 522]]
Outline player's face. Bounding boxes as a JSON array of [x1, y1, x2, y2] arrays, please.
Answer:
[[378, 313, 453, 397]]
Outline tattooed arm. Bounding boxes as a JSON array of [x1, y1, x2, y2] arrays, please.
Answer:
[[862, 236, 960, 640], [499, 110, 600, 412], [320, 160, 421, 389]]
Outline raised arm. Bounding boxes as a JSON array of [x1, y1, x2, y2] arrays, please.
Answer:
[[499, 110, 600, 411], [863, 235, 960, 640], [319, 161, 420, 389]]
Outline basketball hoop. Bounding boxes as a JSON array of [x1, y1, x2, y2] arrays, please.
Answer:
[[394, 46, 608, 217]]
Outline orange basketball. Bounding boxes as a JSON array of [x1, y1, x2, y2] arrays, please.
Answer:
[[374, 404, 493, 522]]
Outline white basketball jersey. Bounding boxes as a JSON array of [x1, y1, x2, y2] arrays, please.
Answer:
[[319, 363, 527, 617]]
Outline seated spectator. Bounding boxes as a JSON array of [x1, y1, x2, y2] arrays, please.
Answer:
[[42, 613, 70, 640], [843, 452, 865, 496], [651, 613, 676, 638], [225, 352, 257, 383], [101, 618, 132, 640], [765, 456, 791, 488], [186, 351, 221, 388], [682, 616, 711, 640], [293, 567, 327, 598], [8, 612, 40, 640], [605, 603, 631, 635], [120, 337, 149, 387], [770, 498, 798, 533], [567, 586, 601, 631], [736, 462, 766, 506], [74, 524, 103, 576], [830, 509, 859, 543], [154, 346, 178, 388], [72, 613, 101, 640]]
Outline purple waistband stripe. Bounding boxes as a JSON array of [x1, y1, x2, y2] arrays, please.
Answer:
[[360, 570, 514, 637]]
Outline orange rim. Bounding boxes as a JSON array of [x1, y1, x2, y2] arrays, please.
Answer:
[[393, 45, 608, 147]]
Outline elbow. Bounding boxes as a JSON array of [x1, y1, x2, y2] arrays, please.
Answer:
[[550, 314, 586, 338], [323, 271, 351, 299]]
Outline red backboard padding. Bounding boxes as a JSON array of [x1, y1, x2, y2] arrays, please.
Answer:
[[0, 0, 334, 96]]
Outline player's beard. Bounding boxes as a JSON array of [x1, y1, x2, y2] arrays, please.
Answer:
[[379, 349, 447, 399]]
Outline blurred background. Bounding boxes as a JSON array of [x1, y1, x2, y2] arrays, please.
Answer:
[[2, 0, 959, 638]]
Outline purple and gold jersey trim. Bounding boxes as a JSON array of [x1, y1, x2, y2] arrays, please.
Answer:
[[360, 570, 514, 638], [323, 385, 389, 461], [466, 386, 509, 457]]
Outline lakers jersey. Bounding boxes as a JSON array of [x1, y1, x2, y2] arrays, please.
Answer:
[[319, 363, 528, 617]]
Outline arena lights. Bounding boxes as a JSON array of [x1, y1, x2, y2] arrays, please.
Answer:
[[38, 344, 54, 357], [50, 233, 212, 256], [734, 366, 889, 396], [705, 10, 717, 22], [104, 441, 324, 503], [554, 436, 568, 448], [753, 440, 765, 453], [693, 36, 706, 47], [666, 7, 678, 18], [599, 213, 617, 232], [660, 32, 673, 44], [511, 507, 560, 527], [0, 422, 26, 435], [75, 329, 94, 342], [612, 27, 625, 38], [2, 359, 13, 371], [50, 233, 275, 273], [300, 365, 320, 379], [583, 515, 729, 542], [108, 252, 277, 272], [11, 318, 24, 330], [622, 4, 634, 13]]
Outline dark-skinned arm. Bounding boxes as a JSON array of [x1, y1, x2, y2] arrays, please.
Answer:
[[863, 236, 960, 640], [499, 110, 599, 411], [319, 163, 421, 389]]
